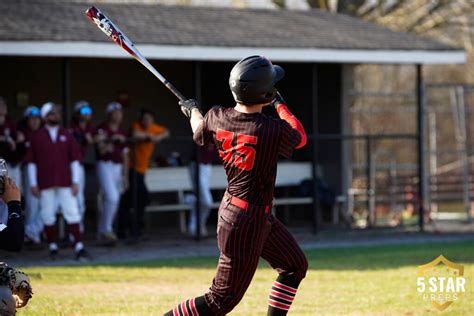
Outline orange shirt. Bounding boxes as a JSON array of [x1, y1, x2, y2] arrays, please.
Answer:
[[129, 122, 167, 174]]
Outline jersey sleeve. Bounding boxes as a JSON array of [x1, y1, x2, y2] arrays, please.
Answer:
[[151, 124, 167, 135], [68, 131, 81, 162], [24, 133, 36, 164], [193, 111, 213, 147], [278, 120, 302, 159], [0, 201, 24, 251]]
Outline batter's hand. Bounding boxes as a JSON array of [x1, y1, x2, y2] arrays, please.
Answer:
[[179, 99, 200, 119], [271, 91, 286, 109], [2, 177, 21, 203]]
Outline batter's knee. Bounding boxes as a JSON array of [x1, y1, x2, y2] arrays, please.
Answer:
[[287, 251, 308, 281], [298, 253, 309, 280]]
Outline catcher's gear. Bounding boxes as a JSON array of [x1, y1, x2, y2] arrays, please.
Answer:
[[229, 55, 284, 105], [0, 286, 16, 315], [11, 270, 32, 308], [179, 99, 200, 119], [0, 263, 15, 289]]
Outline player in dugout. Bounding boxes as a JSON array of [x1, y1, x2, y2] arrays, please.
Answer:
[[117, 109, 169, 242], [166, 56, 308, 315]]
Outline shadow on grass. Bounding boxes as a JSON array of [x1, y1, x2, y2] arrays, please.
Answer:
[[97, 240, 474, 271]]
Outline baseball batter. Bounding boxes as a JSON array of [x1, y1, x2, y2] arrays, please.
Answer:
[[165, 56, 308, 315]]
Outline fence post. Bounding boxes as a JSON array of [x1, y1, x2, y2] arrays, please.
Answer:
[[366, 136, 375, 227], [416, 64, 427, 232]]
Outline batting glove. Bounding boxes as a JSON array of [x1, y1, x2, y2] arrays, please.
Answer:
[[271, 91, 286, 109], [179, 99, 200, 119]]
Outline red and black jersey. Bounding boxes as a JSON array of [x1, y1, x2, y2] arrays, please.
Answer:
[[194, 106, 301, 205]]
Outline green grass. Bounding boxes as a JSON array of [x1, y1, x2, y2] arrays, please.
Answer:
[[18, 241, 473, 315]]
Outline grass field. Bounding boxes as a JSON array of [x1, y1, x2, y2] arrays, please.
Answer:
[[18, 240, 473, 315]]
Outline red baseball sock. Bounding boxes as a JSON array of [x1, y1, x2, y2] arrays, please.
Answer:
[[164, 296, 211, 316], [43, 224, 57, 245], [68, 223, 82, 244], [268, 276, 301, 315]]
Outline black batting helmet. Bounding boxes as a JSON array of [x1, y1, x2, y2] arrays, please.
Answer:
[[229, 56, 284, 105]]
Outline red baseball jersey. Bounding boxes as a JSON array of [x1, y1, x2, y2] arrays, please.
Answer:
[[95, 122, 127, 163], [25, 126, 81, 189], [194, 106, 301, 205], [69, 121, 96, 162]]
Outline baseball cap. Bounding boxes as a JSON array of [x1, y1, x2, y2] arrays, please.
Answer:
[[106, 102, 122, 113], [40, 102, 56, 118], [23, 106, 41, 118]]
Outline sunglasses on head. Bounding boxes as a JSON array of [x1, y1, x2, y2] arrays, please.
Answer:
[[79, 106, 92, 116], [29, 108, 41, 117]]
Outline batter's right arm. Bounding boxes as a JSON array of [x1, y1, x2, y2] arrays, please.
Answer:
[[273, 92, 307, 149]]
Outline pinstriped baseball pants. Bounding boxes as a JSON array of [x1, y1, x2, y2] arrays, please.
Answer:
[[203, 193, 308, 315]]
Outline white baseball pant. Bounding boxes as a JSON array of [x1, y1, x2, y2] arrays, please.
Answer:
[[22, 165, 42, 242], [77, 164, 86, 232], [7, 164, 22, 189], [186, 163, 213, 234], [0, 201, 7, 227], [96, 161, 122, 234], [40, 187, 81, 226]]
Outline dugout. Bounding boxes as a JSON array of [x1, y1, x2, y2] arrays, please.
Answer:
[[0, 1, 465, 232]]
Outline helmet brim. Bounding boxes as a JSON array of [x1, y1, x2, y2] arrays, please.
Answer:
[[273, 65, 285, 83]]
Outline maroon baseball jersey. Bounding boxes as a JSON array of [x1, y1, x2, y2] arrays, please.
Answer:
[[194, 106, 301, 205], [0, 118, 18, 164], [95, 122, 127, 163], [25, 126, 81, 189], [14, 124, 39, 164], [69, 120, 96, 162]]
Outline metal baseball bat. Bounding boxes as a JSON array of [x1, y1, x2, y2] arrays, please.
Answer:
[[85, 6, 186, 101]]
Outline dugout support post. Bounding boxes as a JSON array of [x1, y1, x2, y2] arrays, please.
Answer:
[[311, 63, 319, 234], [193, 61, 202, 241], [61, 57, 71, 127]]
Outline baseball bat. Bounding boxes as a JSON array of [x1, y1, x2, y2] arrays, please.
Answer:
[[85, 6, 186, 101]]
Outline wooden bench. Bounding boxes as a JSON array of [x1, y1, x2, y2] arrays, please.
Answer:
[[145, 162, 313, 232]]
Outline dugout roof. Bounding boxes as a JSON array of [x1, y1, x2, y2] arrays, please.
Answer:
[[0, 0, 465, 64]]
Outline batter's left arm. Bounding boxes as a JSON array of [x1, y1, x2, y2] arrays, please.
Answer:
[[190, 109, 204, 134], [179, 99, 204, 134]]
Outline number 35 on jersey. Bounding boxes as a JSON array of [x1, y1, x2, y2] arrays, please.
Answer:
[[216, 128, 258, 171]]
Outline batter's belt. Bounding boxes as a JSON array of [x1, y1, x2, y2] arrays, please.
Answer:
[[223, 191, 271, 214]]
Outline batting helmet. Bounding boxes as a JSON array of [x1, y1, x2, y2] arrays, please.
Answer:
[[229, 56, 284, 105]]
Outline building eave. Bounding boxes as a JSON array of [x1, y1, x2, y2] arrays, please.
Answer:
[[0, 41, 466, 64]]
